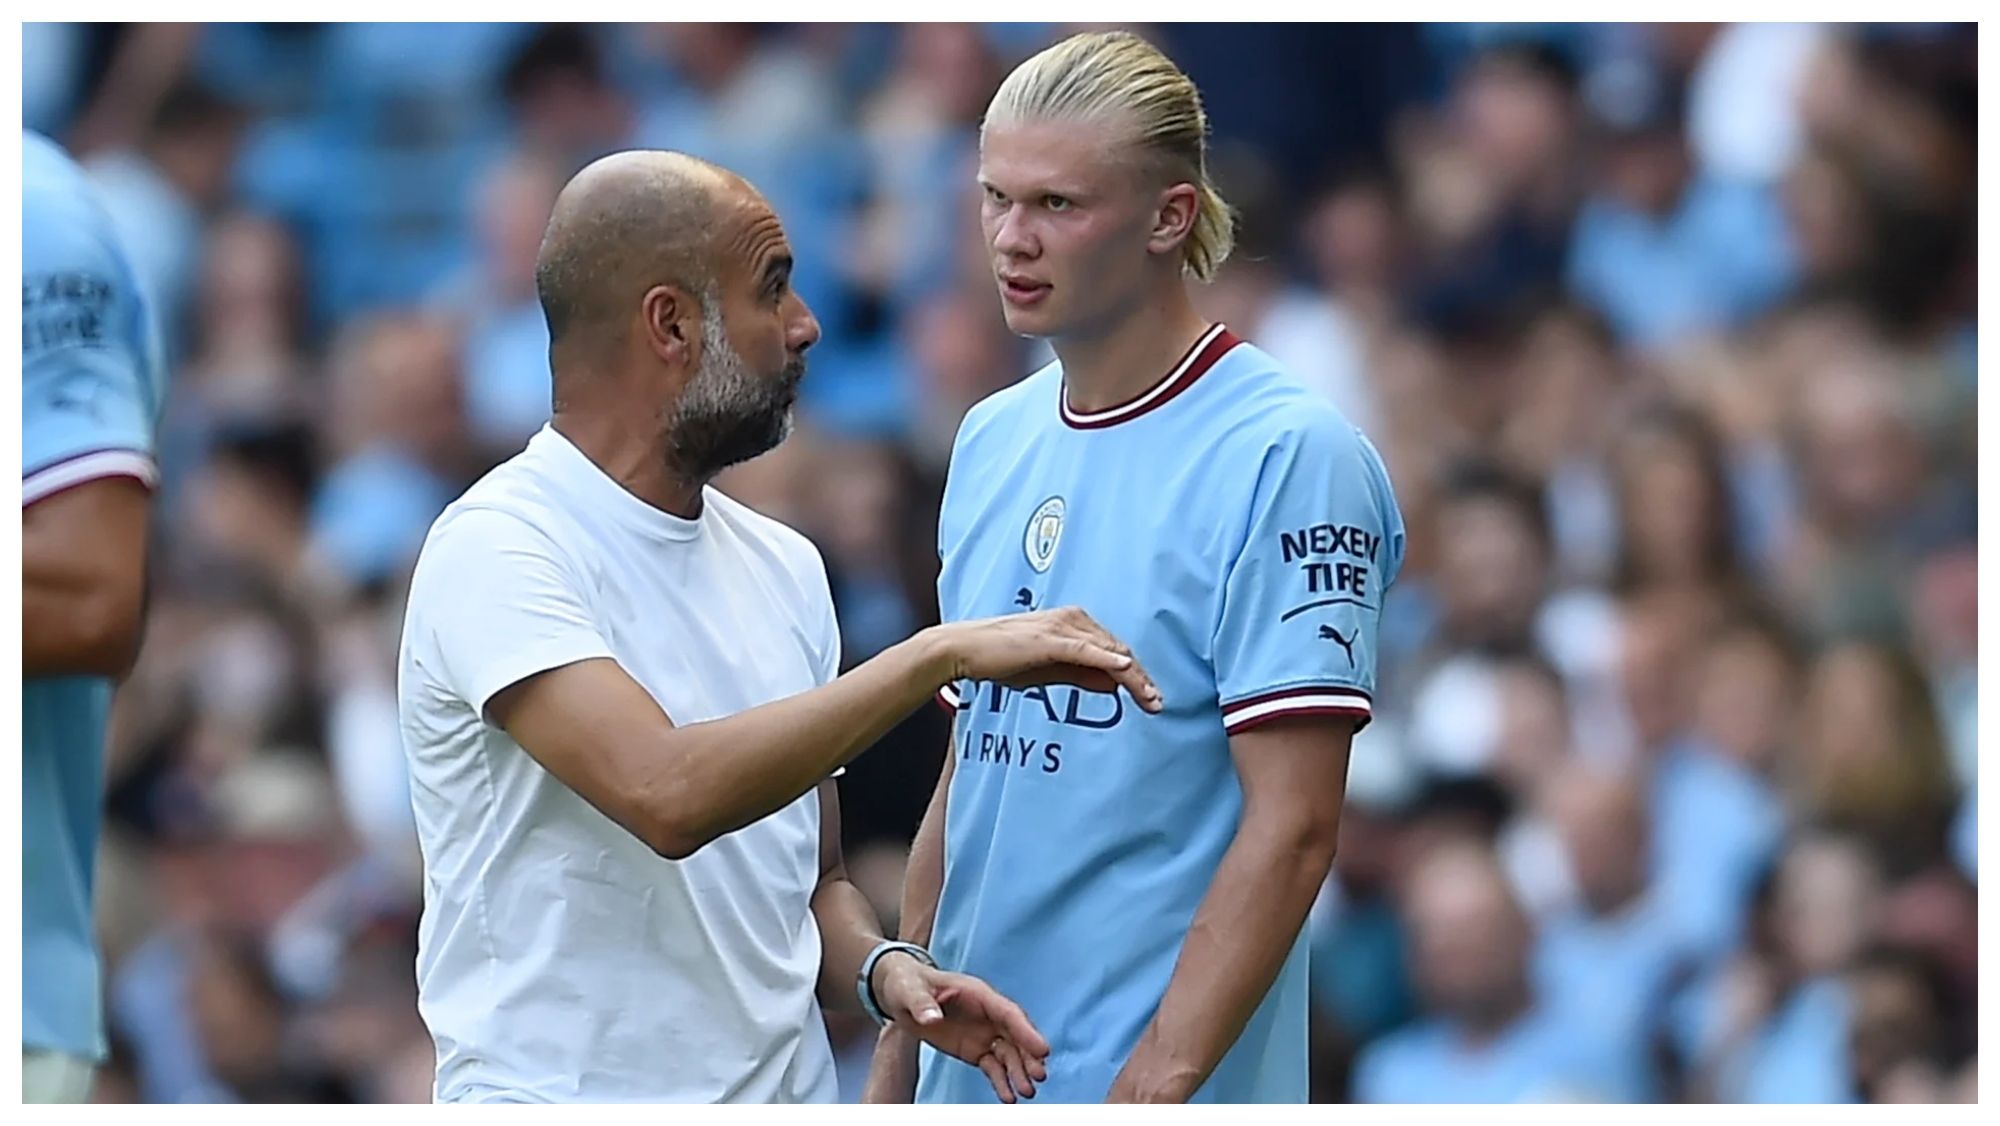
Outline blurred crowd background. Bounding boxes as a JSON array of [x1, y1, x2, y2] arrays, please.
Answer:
[[23, 20, 1977, 1104]]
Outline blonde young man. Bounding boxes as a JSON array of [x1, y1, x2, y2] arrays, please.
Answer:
[[865, 33, 1406, 1103], [397, 151, 1161, 1102]]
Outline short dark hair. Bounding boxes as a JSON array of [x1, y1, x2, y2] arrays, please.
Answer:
[[502, 25, 608, 108], [1439, 456, 1552, 551]]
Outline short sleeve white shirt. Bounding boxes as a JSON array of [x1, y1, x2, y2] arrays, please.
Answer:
[[397, 424, 842, 1103]]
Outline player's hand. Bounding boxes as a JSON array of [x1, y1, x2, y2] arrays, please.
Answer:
[[927, 606, 1164, 713], [871, 953, 1049, 1103]]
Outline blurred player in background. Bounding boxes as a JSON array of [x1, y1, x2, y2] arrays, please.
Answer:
[[22, 129, 171, 1103], [865, 32, 1406, 1103], [396, 150, 1163, 1103]]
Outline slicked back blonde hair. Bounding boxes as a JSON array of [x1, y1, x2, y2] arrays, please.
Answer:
[[984, 30, 1236, 282]]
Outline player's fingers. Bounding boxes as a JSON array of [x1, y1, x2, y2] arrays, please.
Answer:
[[1063, 609, 1134, 658], [977, 989, 1050, 1060], [1056, 634, 1133, 672], [1075, 640, 1163, 712], [1053, 637, 1163, 712], [978, 1052, 1016, 1104], [994, 1037, 1037, 1100], [1110, 655, 1164, 712]]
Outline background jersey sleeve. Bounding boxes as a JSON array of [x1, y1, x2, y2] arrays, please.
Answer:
[[22, 171, 165, 506], [1213, 418, 1406, 736], [412, 507, 617, 718]]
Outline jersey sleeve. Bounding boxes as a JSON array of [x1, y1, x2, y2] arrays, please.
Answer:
[[412, 507, 617, 718], [1213, 419, 1406, 736], [22, 185, 165, 506]]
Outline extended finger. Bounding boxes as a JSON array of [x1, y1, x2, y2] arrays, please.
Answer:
[[1055, 636, 1163, 712], [1063, 610, 1133, 658], [1083, 640, 1163, 712], [978, 1052, 1016, 1104], [972, 987, 1049, 1060], [993, 1037, 1037, 1100]]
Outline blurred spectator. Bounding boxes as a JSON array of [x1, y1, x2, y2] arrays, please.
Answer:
[[430, 151, 565, 457], [1251, 171, 1398, 438], [1566, 75, 1796, 349], [310, 314, 467, 591], [1402, 42, 1581, 336], [1789, 640, 1956, 877], [1678, 833, 1885, 1102], [498, 25, 633, 173], [1844, 946, 1953, 1103], [1532, 766, 1687, 1097], [1636, 602, 1789, 963], [1354, 841, 1645, 1102], [84, 80, 247, 359]]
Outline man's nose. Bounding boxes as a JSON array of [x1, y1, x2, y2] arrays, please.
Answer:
[[992, 205, 1037, 258], [790, 295, 821, 353]]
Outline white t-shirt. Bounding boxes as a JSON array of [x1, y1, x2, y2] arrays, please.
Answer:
[[397, 425, 842, 1104]]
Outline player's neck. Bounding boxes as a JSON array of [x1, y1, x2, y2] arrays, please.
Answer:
[[551, 411, 706, 520], [1051, 287, 1212, 415]]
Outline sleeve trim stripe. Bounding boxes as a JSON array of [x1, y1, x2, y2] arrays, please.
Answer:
[[22, 448, 157, 506], [1222, 691, 1373, 729], [936, 683, 961, 711], [1225, 704, 1373, 735], [1222, 685, 1372, 712]]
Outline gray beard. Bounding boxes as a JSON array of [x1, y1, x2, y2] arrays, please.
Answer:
[[665, 304, 800, 482]]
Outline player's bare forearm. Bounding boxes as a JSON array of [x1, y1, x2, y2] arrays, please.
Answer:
[[23, 477, 152, 677], [814, 876, 889, 1010], [490, 610, 1154, 862], [896, 738, 954, 949], [658, 634, 954, 854], [1107, 715, 1353, 1103], [494, 633, 948, 860], [812, 781, 891, 1011], [862, 739, 955, 1101]]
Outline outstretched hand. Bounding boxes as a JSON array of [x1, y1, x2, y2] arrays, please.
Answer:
[[871, 954, 1049, 1103], [932, 606, 1164, 714]]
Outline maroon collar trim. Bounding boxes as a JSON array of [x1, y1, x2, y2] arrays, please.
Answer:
[[1059, 324, 1242, 430]]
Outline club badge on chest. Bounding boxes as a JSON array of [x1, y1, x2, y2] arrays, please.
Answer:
[[1023, 495, 1066, 574]]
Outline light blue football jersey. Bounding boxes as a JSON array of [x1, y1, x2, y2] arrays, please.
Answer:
[[918, 325, 1406, 1103], [22, 130, 168, 1060]]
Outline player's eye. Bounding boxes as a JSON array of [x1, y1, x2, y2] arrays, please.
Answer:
[[1044, 195, 1072, 212], [983, 185, 1007, 206]]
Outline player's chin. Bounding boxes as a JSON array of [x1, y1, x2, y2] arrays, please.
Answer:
[[998, 300, 1059, 338]]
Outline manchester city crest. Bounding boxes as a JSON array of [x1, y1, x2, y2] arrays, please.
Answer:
[[1023, 496, 1066, 574]]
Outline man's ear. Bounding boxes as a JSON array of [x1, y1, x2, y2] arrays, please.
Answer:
[[1146, 182, 1200, 259], [641, 284, 700, 368]]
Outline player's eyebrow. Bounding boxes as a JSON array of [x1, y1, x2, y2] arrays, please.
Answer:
[[978, 175, 1092, 202]]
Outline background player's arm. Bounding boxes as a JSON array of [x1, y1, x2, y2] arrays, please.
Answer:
[[23, 166, 164, 682], [23, 477, 153, 677], [1106, 714, 1353, 1102], [486, 610, 1156, 861], [861, 740, 956, 1102]]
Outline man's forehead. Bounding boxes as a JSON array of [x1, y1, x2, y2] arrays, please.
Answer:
[[720, 196, 791, 268], [980, 118, 1134, 193]]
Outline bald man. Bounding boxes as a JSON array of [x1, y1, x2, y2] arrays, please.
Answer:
[[396, 151, 1162, 1104]]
